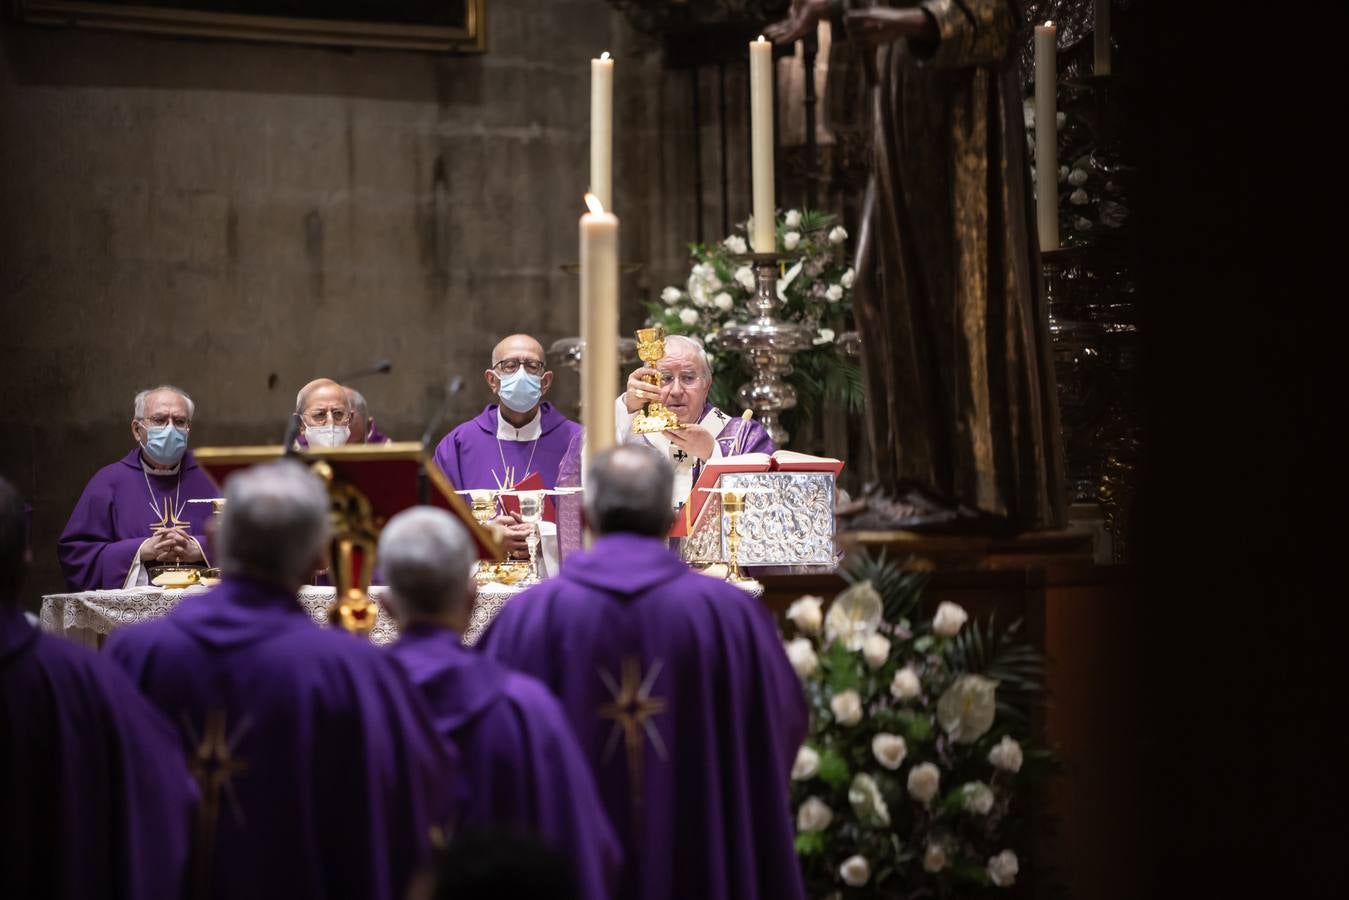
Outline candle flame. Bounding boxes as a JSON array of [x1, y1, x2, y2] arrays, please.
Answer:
[[584, 193, 605, 215], [757, 34, 765, 42], [1045, 20, 1054, 27], [600, 51, 610, 60]]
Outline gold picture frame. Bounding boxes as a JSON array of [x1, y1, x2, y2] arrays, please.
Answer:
[[12, 1, 486, 53]]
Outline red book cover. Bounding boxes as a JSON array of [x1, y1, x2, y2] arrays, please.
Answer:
[[499, 471, 557, 524]]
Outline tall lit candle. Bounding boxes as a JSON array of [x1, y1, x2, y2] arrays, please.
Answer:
[[1094, 0, 1111, 76], [590, 51, 614, 211], [1034, 21, 1059, 252], [749, 35, 775, 253], [579, 193, 618, 472]]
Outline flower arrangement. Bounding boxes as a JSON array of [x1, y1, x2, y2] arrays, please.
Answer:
[[784, 554, 1051, 897], [1023, 90, 1128, 248], [645, 209, 864, 435]]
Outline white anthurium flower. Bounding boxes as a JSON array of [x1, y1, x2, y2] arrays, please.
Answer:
[[776, 259, 804, 302], [890, 665, 922, 700], [785, 638, 819, 679], [705, 273, 723, 290], [988, 850, 1019, 887], [784, 208, 802, 228], [797, 796, 833, 832], [840, 267, 855, 288], [825, 284, 844, 303], [813, 328, 835, 346], [907, 762, 941, 804], [839, 855, 871, 887], [661, 286, 681, 304], [723, 234, 748, 254], [937, 674, 998, 744], [687, 274, 710, 307], [830, 689, 863, 727], [783, 231, 802, 251], [932, 601, 968, 637], [828, 225, 848, 244], [923, 843, 948, 873], [679, 308, 700, 326], [989, 735, 1024, 773], [791, 745, 820, 781], [1068, 167, 1089, 186], [824, 582, 883, 651], [785, 595, 824, 635], [713, 291, 734, 311], [861, 632, 889, 668], [1070, 188, 1090, 205], [733, 265, 756, 291], [962, 781, 995, 815], [848, 773, 891, 826], [871, 733, 907, 770]]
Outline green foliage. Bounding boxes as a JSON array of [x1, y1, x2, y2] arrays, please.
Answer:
[[817, 749, 851, 790]]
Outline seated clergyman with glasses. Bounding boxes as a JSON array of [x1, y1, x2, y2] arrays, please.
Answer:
[[616, 335, 774, 508], [57, 385, 217, 590], [292, 378, 356, 448], [433, 334, 581, 571]]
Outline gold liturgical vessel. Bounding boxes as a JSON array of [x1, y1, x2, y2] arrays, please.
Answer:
[[631, 325, 683, 435]]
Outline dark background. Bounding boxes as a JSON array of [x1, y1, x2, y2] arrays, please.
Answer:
[[21, 1, 469, 28]]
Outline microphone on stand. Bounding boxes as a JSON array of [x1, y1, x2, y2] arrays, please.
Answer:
[[419, 375, 465, 504], [284, 361, 394, 455]]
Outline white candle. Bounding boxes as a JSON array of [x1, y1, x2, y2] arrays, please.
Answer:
[[1094, 0, 1111, 76], [579, 193, 618, 472], [590, 52, 614, 212], [1034, 22, 1059, 252], [749, 35, 775, 253]]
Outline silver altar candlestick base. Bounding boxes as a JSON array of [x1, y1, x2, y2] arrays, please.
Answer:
[[710, 253, 814, 447]]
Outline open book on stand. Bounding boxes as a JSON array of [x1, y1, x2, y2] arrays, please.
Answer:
[[671, 450, 844, 538]]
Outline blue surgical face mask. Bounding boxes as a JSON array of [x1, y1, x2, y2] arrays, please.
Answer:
[[496, 370, 543, 414], [142, 425, 189, 466]]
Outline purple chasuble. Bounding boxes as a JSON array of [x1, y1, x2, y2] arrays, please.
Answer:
[[57, 448, 218, 591], [388, 625, 621, 900], [105, 577, 456, 900], [703, 402, 776, 457], [433, 402, 581, 491], [365, 418, 391, 444], [478, 534, 808, 900], [1, 605, 196, 900]]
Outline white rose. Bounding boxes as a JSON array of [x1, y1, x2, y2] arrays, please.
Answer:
[[785, 638, 818, 679], [830, 689, 863, 727], [785, 595, 824, 635], [989, 735, 1024, 772], [1022, 97, 1035, 129], [783, 231, 801, 251], [871, 733, 907, 770], [661, 286, 681, 305], [907, 762, 941, 804], [828, 225, 848, 244], [791, 744, 820, 781], [1068, 167, 1088, 186], [796, 796, 832, 832], [861, 633, 890, 669], [784, 209, 802, 228], [713, 291, 734, 311], [937, 674, 998, 744], [923, 843, 948, 873], [1055, 111, 1066, 130], [890, 666, 922, 700], [962, 781, 995, 815], [840, 267, 855, 288], [692, 262, 714, 278], [848, 773, 891, 826], [813, 328, 835, 346], [932, 601, 968, 637], [733, 265, 756, 291], [679, 308, 700, 326], [723, 234, 748, 254], [825, 284, 844, 303], [839, 855, 870, 887], [988, 850, 1019, 887], [1070, 188, 1090, 205]]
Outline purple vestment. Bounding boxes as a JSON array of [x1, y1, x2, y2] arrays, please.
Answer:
[[433, 403, 581, 491], [1, 605, 196, 899], [57, 448, 218, 591], [106, 577, 456, 900], [388, 625, 621, 900], [478, 534, 808, 900]]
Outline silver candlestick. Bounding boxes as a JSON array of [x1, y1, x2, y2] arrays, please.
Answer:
[[709, 253, 814, 447]]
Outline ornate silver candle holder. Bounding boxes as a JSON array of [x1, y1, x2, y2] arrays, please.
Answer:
[[709, 252, 815, 447]]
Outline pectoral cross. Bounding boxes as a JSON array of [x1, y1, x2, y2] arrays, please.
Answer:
[[182, 708, 250, 898], [149, 495, 191, 535], [672, 448, 689, 464], [598, 657, 668, 833]]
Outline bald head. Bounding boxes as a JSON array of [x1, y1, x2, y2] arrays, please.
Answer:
[[378, 507, 477, 625], [491, 334, 545, 366], [296, 378, 345, 414], [584, 445, 675, 537]]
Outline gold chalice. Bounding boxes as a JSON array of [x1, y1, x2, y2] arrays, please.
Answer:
[[631, 325, 683, 435], [722, 488, 750, 583]]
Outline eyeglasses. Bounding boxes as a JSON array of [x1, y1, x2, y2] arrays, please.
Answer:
[[657, 371, 704, 388], [303, 407, 352, 425], [494, 358, 546, 376], [140, 415, 191, 430]]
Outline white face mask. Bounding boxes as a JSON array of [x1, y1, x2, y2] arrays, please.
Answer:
[[306, 424, 350, 448]]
